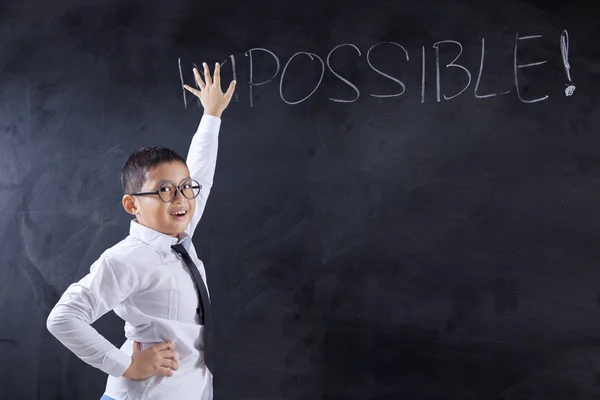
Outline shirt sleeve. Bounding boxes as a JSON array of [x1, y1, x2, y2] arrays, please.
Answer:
[[185, 114, 222, 237], [46, 255, 136, 377]]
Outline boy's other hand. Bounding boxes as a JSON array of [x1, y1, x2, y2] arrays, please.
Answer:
[[184, 62, 236, 119], [122, 341, 179, 380]]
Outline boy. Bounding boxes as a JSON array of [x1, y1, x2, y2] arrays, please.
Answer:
[[47, 62, 236, 400]]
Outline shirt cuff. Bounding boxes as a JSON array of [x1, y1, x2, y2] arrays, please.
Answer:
[[197, 114, 221, 135], [103, 347, 132, 377]]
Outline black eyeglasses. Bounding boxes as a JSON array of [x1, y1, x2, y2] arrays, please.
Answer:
[[131, 178, 202, 203]]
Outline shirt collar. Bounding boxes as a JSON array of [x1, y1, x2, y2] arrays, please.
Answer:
[[129, 219, 191, 254]]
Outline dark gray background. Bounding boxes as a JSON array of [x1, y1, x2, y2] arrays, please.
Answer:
[[1, 0, 599, 399]]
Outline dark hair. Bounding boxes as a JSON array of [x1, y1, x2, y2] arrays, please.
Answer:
[[121, 146, 186, 194]]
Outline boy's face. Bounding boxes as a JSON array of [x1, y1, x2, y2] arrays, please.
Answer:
[[123, 161, 196, 237]]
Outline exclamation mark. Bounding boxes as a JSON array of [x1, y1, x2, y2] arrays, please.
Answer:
[[560, 30, 576, 96]]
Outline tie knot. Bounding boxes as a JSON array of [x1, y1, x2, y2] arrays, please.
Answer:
[[171, 243, 189, 257]]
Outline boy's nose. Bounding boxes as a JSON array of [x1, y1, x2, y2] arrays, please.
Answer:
[[171, 190, 184, 203]]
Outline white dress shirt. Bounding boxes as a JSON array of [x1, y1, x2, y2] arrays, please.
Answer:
[[46, 115, 222, 400]]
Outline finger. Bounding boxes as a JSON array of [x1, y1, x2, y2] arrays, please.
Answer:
[[160, 349, 176, 359], [132, 341, 141, 353], [183, 85, 202, 98], [156, 367, 174, 377], [224, 80, 237, 103], [213, 62, 221, 88], [161, 359, 179, 370], [152, 342, 173, 352], [193, 68, 206, 90], [203, 62, 213, 86]]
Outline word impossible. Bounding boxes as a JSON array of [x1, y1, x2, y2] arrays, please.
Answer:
[[178, 31, 575, 108]]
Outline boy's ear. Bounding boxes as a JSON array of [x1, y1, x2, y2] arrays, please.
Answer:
[[122, 195, 138, 215]]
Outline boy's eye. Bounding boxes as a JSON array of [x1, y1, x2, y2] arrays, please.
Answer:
[[159, 186, 172, 192], [182, 183, 192, 189]]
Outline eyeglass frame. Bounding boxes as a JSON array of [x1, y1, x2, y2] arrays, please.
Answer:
[[130, 178, 202, 203]]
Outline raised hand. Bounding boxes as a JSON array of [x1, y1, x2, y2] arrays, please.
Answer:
[[184, 62, 236, 118]]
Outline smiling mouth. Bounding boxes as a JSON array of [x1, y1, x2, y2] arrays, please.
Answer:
[[169, 210, 188, 217]]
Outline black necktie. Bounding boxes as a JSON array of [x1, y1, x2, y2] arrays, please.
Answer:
[[171, 243, 214, 370]]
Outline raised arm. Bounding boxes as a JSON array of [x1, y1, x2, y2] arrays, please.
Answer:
[[185, 115, 221, 236], [183, 62, 235, 237]]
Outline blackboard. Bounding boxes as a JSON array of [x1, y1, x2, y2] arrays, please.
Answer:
[[1, 0, 600, 399]]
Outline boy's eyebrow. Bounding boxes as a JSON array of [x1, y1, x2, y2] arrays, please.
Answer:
[[156, 177, 192, 186]]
